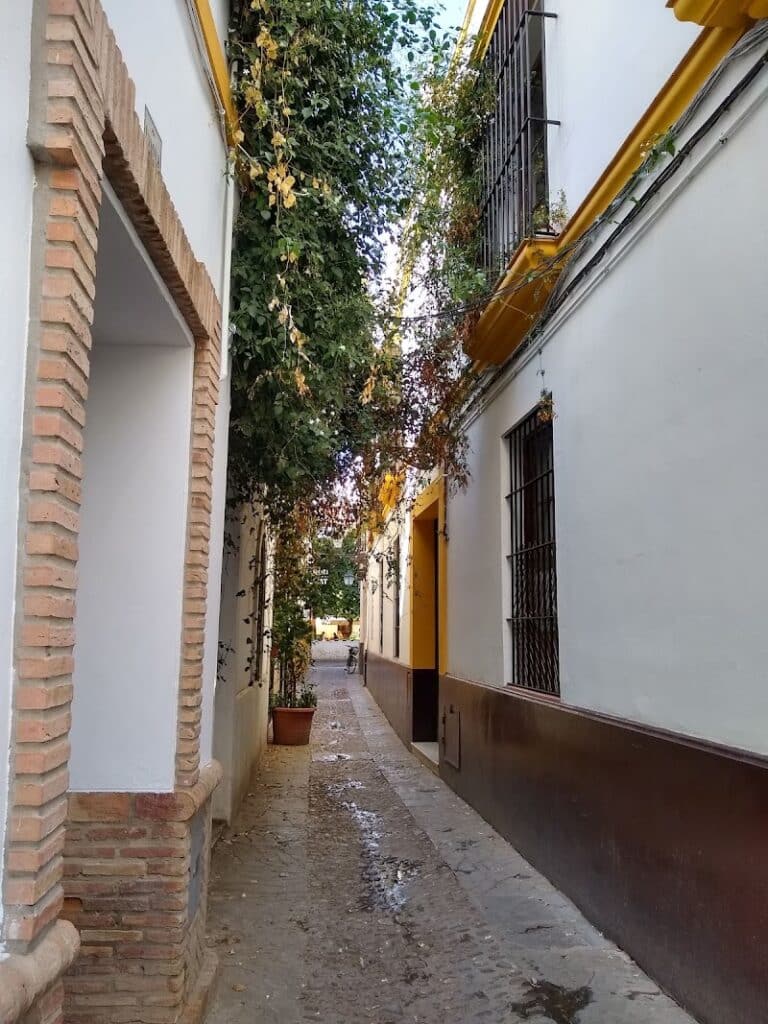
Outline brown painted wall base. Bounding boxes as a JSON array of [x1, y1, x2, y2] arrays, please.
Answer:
[[439, 674, 768, 1024], [365, 652, 412, 747]]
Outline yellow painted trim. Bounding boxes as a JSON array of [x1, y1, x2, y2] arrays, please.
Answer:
[[192, 0, 238, 142], [466, 24, 746, 365], [668, 0, 768, 26], [412, 479, 442, 519], [473, 0, 505, 61], [457, 0, 482, 52], [409, 478, 448, 675], [465, 237, 561, 363], [559, 25, 744, 251]]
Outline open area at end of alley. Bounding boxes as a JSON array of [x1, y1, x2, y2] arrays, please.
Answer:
[[205, 650, 695, 1024]]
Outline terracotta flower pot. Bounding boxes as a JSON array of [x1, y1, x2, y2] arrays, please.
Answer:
[[272, 706, 316, 746]]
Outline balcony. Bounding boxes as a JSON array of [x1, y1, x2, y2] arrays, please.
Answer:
[[467, 0, 563, 364]]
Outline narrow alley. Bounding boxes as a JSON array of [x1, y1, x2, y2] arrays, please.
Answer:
[[205, 657, 694, 1024]]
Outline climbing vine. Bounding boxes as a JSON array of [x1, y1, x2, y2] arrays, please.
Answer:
[[228, 0, 442, 521]]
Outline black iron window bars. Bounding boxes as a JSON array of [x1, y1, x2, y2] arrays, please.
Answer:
[[480, 1, 559, 283], [506, 404, 559, 695]]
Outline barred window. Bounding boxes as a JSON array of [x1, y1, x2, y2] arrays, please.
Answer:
[[506, 405, 559, 695], [480, 0, 557, 282]]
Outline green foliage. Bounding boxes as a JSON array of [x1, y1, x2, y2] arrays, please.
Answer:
[[269, 679, 317, 709], [401, 43, 491, 319], [307, 533, 360, 623], [269, 518, 314, 703], [228, 0, 450, 523]]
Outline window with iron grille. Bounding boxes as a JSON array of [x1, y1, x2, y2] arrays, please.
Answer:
[[480, 0, 557, 282], [506, 404, 559, 695], [393, 537, 401, 659]]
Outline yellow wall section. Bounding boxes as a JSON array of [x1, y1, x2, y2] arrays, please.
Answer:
[[410, 516, 437, 670], [409, 480, 448, 673]]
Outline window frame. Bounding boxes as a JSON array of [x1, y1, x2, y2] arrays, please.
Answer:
[[505, 402, 560, 696], [480, 0, 558, 282]]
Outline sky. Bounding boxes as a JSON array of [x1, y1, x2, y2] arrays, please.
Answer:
[[434, 0, 471, 34]]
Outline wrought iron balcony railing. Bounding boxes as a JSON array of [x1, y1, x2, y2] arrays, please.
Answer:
[[479, 1, 559, 283]]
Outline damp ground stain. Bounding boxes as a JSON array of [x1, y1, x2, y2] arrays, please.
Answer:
[[509, 979, 593, 1023]]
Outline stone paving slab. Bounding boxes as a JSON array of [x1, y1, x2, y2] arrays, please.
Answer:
[[205, 663, 698, 1024]]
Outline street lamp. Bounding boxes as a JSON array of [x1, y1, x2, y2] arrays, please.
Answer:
[[343, 570, 355, 587]]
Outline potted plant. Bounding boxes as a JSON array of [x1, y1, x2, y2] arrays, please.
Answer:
[[269, 578, 317, 745], [270, 679, 317, 745]]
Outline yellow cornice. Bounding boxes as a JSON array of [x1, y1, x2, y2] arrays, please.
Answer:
[[668, 0, 768, 26], [466, 23, 747, 365], [473, 0, 505, 61], [465, 237, 561, 364], [192, 0, 238, 143]]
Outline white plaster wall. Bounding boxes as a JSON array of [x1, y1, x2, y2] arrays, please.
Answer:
[[544, 2, 698, 216], [448, 87, 768, 755], [213, 506, 271, 822], [0, 0, 35, 940], [71, 343, 194, 792], [368, 519, 410, 663], [100, 0, 229, 292]]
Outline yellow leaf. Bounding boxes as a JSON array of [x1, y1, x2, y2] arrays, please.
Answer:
[[233, 129, 244, 145], [268, 193, 276, 207], [311, 177, 320, 189], [294, 367, 309, 396], [243, 84, 263, 107], [278, 307, 289, 325], [268, 296, 279, 311], [282, 106, 294, 117], [267, 166, 278, 182], [283, 192, 297, 209], [360, 375, 375, 405], [272, 130, 286, 147]]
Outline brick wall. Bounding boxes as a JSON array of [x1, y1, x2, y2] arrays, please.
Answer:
[[20, 982, 65, 1024], [61, 768, 220, 1024], [1, 0, 225, 1020]]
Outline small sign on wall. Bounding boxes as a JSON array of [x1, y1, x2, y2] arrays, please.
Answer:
[[442, 703, 461, 770], [144, 106, 162, 168]]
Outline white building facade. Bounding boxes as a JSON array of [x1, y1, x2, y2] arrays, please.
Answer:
[[363, 4, 768, 1022], [0, 2, 236, 1021]]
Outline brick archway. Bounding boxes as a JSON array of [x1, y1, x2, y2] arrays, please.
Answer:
[[1, 1, 224, 1020]]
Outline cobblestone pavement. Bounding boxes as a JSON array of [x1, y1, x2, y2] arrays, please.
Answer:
[[206, 660, 696, 1024]]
